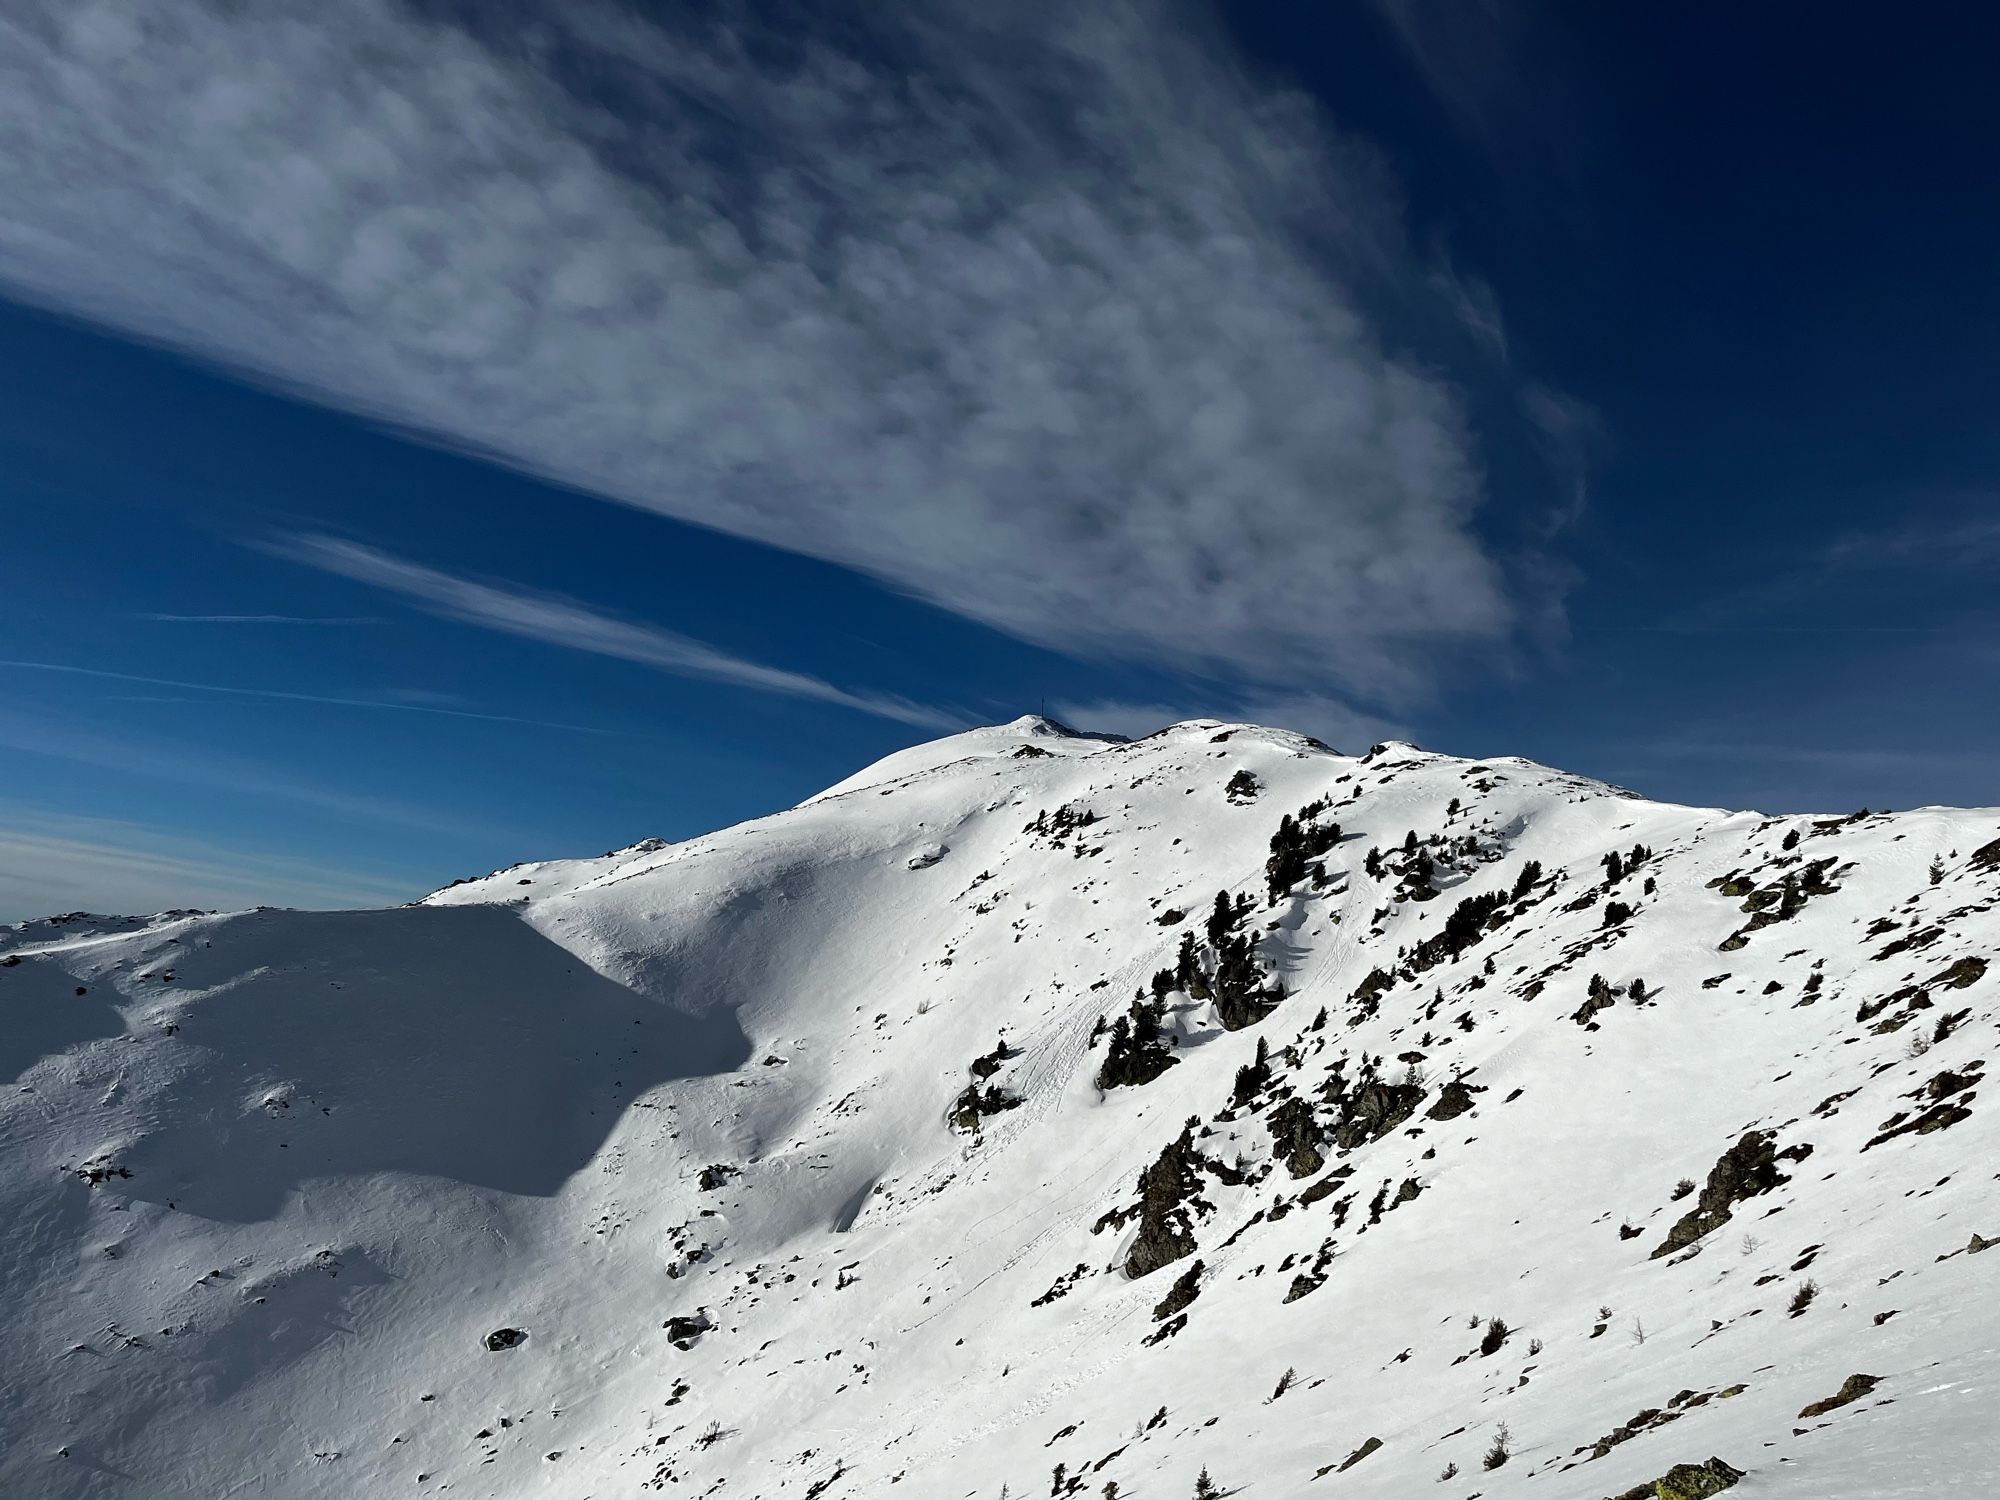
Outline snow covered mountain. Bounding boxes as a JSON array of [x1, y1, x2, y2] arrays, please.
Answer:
[[2, 716, 1995, 1500]]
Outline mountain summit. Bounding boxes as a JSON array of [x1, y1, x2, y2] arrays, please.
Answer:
[[2, 719, 1995, 1498]]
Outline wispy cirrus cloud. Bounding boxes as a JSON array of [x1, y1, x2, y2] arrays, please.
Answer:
[[1817, 515, 2000, 568], [1366, 0, 1529, 155], [0, 0, 1575, 704], [0, 806, 418, 919], [136, 612, 384, 624], [0, 706, 489, 835], [0, 658, 614, 733], [266, 534, 958, 730]]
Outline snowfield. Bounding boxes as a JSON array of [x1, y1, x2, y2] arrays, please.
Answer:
[[2, 716, 1995, 1499]]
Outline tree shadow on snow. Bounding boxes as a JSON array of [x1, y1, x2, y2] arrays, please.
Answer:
[[118, 905, 751, 1222]]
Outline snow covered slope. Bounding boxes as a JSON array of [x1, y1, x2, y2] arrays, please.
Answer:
[[2, 716, 1996, 1500]]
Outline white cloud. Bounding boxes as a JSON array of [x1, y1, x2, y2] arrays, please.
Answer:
[[0, 0, 1559, 702], [267, 534, 958, 729]]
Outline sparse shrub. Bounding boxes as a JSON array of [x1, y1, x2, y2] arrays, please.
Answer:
[[1630, 1316, 1646, 1345], [1438, 1462, 1459, 1482], [1479, 1316, 1510, 1356], [1671, 1177, 1696, 1200], [1789, 1279, 1818, 1316], [1740, 1234, 1761, 1256], [1907, 1032, 1932, 1059], [1527, 1337, 1542, 1357], [1271, 1366, 1297, 1400], [1482, 1423, 1511, 1470]]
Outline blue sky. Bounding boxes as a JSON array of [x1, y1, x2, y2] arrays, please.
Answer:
[[3, 0, 1997, 919]]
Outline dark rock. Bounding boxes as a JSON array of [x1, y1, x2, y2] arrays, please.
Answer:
[[1214, 986, 1279, 1031], [1336, 1437, 1382, 1472], [1330, 1080, 1425, 1150], [1142, 1312, 1187, 1346], [1123, 1128, 1206, 1280], [1652, 1132, 1792, 1258], [1297, 1166, 1352, 1208], [1798, 1373, 1880, 1419], [1588, 1406, 1679, 1459], [1426, 1077, 1478, 1121], [664, 1313, 711, 1346], [1573, 973, 1617, 1026], [1935, 956, 1987, 990], [484, 1328, 527, 1352], [1349, 967, 1394, 1013], [1863, 1100, 1974, 1151], [1611, 1456, 1745, 1500], [1266, 1098, 1326, 1178], [949, 1081, 1022, 1133], [1924, 1067, 1979, 1100], [1151, 1260, 1203, 1321]]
